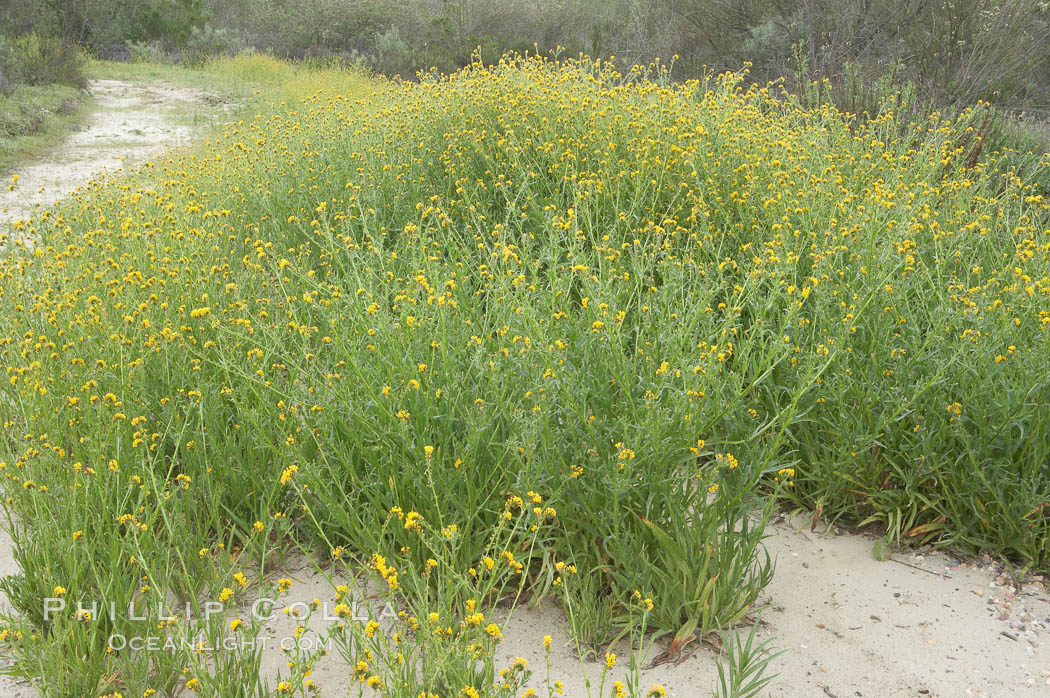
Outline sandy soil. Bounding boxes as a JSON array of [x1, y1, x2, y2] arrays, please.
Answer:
[[758, 515, 1049, 696], [1, 79, 1048, 697]]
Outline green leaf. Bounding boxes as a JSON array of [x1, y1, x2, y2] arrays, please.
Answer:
[[871, 535, 893, 561]]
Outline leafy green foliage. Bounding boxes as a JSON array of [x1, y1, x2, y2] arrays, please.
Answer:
[[0, 33, 86, 89]]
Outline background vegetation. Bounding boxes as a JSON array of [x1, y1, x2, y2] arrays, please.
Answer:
[[2, 1, 1050, 117], [2, 2, 1049, 172]]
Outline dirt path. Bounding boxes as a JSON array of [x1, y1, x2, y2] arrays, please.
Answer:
[[0, 77, 217, 695], [0, 78, 216, 227]]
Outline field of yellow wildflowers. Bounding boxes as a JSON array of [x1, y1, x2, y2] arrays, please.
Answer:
[[0, 52, 1048, 696]]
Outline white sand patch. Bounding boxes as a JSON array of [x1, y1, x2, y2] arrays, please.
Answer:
[[759, 515, 1050, 696]]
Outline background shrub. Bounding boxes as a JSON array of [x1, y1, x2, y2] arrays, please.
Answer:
[[183, 23, 251, 66], [3, 1, 1050, 137], [0, 33, 87, 89], [124, 39, 170, 64]]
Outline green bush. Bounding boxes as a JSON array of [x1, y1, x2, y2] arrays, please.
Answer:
[[0, 33, 87, 89], [373, 26, 415, 76], [125, 39, 170, 64], [182, 23, 251, 66]]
